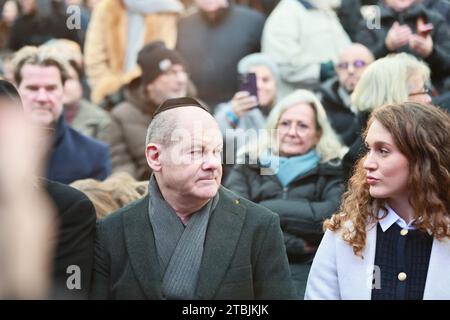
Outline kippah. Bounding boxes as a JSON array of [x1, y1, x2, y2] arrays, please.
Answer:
[[152, 97, 210, 117]]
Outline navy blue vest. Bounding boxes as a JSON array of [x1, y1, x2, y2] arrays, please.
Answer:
[[371, 223, 432, 300]]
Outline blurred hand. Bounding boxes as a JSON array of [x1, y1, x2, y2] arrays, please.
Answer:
[[385, 22, 413, 51], [409, 34, 433, 58], [303, 241, 318, 254], [0, 107, 56, 299], [231, 91, 258, 118]]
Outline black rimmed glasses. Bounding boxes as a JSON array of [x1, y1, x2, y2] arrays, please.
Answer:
[[408, 87, 431, 97]]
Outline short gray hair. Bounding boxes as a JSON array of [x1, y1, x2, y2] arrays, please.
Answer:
[[145, 110, 179, 147]]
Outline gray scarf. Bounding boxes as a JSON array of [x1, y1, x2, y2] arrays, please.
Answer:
[[123, 0, 183, 72], [148, 175, 219, 299]]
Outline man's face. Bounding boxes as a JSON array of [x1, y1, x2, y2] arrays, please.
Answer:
[[19, 0, 36, 15], [2, 0, 19, 25], [384, 0, 416, 12], [154, 108, 223, 202], [194, 0, 228, 13], [336, 45, 373, 93], [146, 64, 188, 105], [18, 64, 65, 127]]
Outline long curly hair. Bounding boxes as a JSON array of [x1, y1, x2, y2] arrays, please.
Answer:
[[325, 102, 450, 257]]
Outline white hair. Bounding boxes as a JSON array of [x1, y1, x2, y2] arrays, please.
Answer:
[[237, 89, 347, 163]]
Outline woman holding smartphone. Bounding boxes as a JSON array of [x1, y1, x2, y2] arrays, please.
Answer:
[[305, 102, 450, 300], [214, 52, 280, 177], [215, 52, 279, 130]]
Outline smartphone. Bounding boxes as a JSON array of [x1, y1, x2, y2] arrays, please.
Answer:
[[238, 72, 258, 101], [416, 17, 433, 37]]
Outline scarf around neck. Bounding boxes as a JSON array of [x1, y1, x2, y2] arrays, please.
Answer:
[[124, 0, 183, 14], [259, 149, 321, 187], [147, 175, 219, 299]]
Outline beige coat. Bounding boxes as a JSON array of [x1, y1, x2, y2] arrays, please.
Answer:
[[262, 0, 350, 97], [84, 0, 179, 104], [70, 99, 113, 144]]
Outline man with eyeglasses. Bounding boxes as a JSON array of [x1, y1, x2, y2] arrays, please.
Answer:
[[108, 41, 194, 181], [318, 43, 374, 146]]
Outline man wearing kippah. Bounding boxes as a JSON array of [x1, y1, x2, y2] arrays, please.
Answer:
[[109, 41, 193, 181], [90, 97, 297, 300]]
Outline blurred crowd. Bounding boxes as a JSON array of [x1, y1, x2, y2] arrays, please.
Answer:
[[0, 0, 449, 300]]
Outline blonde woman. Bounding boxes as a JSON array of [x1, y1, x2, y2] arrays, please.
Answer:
[[71, 172, 148, 219], [343, 53, 432, 180], [225, 89, 346, 298]]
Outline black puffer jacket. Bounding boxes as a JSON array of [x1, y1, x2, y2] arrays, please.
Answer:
[[225, 157, 344, 263], [355, 3, 450, 91], [319, 77, 359, 147]]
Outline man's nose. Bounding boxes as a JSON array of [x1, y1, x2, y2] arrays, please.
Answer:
[[347, 64, 355, 74], [202, 153, 221, 170], [35, 88, 49, 101], [176, 71, 188, 83]]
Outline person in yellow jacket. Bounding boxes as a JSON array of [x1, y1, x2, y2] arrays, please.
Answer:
[[84, 0, 183, 105]]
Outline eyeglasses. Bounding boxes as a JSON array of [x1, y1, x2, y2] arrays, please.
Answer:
[[277, 120, 312, 134], [408, 87, 431, 97], [336, 60, 367, 70]]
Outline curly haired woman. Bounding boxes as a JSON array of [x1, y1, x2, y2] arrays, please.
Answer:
[[305, 102, 450, 300]]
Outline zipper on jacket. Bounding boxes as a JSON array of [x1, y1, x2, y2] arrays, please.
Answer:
[[282, 187, 289, 199]]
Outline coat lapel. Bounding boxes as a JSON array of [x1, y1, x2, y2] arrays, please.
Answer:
[[338, 223, 378, 299], [338, 224, 450, 299], [123, 195, 163, 299], [195, 187, 247, 299], [423, 237, 450, 299]]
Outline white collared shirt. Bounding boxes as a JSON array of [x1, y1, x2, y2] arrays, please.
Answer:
[[378, 204, 416, 232]]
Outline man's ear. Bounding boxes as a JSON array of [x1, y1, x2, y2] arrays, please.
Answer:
[[145, 143, 162, 172]]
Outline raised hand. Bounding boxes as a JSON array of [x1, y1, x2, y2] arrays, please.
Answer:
[[231, 91, 258, 118], [385, 22, 413, 51]]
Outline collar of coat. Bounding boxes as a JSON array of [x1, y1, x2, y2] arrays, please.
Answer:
[[123, 78, 159, 115], [298, 0, 315, 10], [121, 186, 250, 299], [380, 2, 428, 20], [199, 3, 232, 26], [53, 115, 67, 147]]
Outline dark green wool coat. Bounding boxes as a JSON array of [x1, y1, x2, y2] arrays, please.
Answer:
[[90, 187, 297, 300]]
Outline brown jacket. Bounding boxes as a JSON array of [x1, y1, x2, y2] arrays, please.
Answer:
[[84, 0, 179, 104], [109, 81, 158, 181]]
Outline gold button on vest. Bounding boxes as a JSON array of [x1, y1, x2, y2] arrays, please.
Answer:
[[398, 272, 407, 281]]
